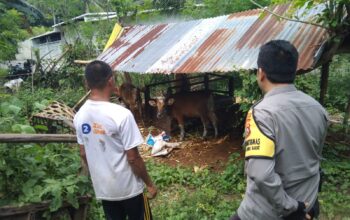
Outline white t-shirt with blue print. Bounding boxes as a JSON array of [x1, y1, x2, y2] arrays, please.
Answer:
[[74, 100, 144, 201]]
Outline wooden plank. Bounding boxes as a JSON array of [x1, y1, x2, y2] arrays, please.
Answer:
[[228, 77, 234, 97], [73, 90, 91, 111], [204, 73, 209, 90], [209, 73, 231, 79], [74, 60, 92, 65], [210, 90, 230, 94], [0, 134, 77, 143], [147, 74, 203, 87], [144, 86, 151, 120]]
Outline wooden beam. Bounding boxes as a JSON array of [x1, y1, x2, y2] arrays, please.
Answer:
[[0, 134, 77, 143], [74, 60, 92, 65], [73, 90, 91, 111], [319, 62, 330, 106], [228, 76, 234, 98], [344, 95, 350, 134], [144, 86, 151, 120], [204, 73, 209, 91]]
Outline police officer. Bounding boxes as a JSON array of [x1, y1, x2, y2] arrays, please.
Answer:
[[231, 40, 328, 220]]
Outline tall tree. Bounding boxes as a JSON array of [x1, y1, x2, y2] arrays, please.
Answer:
[[252, 0, 350, 114], [27, 0, 85, 25], [111, 0, 139, 22], [0, 2, 29, 61], [0, 0, 45, 25], [251, 0, 350, 62]]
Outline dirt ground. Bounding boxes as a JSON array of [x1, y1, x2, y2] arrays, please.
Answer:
[[139, 126, 244, 171], [138, 123, 350, 171], [154, 136, 243, 171]]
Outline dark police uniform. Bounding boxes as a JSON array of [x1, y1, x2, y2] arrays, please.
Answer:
[[237, 85, 328, 220]]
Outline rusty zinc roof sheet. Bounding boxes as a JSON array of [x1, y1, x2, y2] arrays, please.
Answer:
[[98, 4, 328, 74]]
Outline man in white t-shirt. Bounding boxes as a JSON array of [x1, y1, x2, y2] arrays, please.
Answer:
[[74, 60, 157, 220]]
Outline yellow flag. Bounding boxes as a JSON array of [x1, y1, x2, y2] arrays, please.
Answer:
[[103, 23, 123, 52]]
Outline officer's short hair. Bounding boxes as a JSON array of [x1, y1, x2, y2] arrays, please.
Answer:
[[257, 40, 299, 83], [85, 60, 113, 89]]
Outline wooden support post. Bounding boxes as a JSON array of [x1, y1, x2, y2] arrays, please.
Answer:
[[0, 134, 77, 143], [228, 76, 234, 98], [319, 62, 330, 106], [204, 73, 209, 91], [144, 86, 151, 120], [344, 95, 350, 134]]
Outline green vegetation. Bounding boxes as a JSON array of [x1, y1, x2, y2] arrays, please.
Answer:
[[1, 76, 350, 219], [0, 88, 89, 217], [0, 0, 349, 219], [319, 142, 350, 219], [0, 3, 28, 61], [295, 54, 350, 115], [148, 145, 350, 220]]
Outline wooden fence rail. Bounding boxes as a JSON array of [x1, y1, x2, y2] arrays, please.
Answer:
[[0, 134, 77, 143]]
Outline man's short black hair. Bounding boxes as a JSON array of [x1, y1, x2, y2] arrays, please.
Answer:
[[85, 60, 113, 89], [257, 40, 299, 83]]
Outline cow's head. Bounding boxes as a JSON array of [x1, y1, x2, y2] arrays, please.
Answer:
[[149, 96, 174, 119]]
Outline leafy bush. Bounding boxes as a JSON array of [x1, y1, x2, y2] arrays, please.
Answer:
[[234, 71, 262, 119], [0, 87, 91, 216], [0, 142, 91, 212], [326, 55, 350, 114], [295, 54, 350, 115], [319, 143, 350, 219]]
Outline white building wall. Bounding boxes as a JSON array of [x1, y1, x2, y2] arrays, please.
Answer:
[[33, 40, 64, 60], [16, 39, 33, 60]]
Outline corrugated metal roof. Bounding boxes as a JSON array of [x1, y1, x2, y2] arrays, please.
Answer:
[[30, 31, 61, 40], [98, 4, 328, 74]]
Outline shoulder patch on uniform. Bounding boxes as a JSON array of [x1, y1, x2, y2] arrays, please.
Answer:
[[244, 109, 275, 159]]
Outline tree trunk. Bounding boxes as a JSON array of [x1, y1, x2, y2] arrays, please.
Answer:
[[344, 95, 350, 134], [319, 62, 330, 106]]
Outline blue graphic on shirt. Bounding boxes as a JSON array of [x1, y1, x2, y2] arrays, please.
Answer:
[[82, 123, 91, 134]]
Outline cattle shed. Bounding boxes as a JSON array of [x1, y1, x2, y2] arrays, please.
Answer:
[[97, 4, 329, 134], [98, 4, 328, 74]]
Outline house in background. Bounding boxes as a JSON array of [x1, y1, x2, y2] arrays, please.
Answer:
[[15, 12, 118, 62]]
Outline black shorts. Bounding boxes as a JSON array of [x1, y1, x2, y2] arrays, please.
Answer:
[[102, 193, 152, 220]]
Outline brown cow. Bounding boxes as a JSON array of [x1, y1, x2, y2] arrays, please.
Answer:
[[115, 73, 143, 122], [149, 91, 218, 140], [117, 83, 143, 121]]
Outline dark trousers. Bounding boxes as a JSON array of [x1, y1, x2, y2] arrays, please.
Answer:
[[102, 193, 152, 220]]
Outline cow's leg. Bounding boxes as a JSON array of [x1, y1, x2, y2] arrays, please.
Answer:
[[177, 117, 185, 141], [200, 116, 209, 138], [209, 112, 218, 138]]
